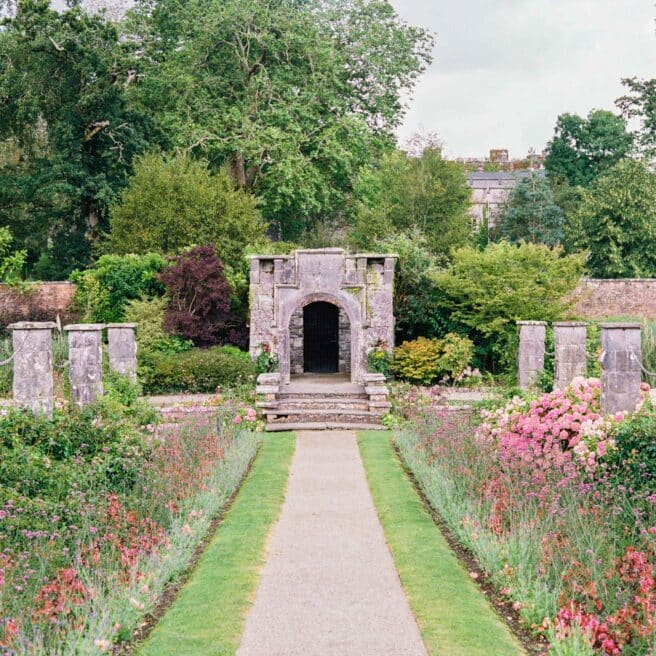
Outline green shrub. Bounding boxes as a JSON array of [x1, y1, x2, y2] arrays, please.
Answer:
[[253, 344, 279, 375], [438, 333, 475, 382], [123, 296, 192, 354], [433, 242, 585, 373], [70, 253, 166, 323], [606, 407, 656, 493], [140, 346, 256, 394], [108, 153, 266, 275], [392, 334, 474, 385], [367, 343, 393, 378], [393, 337, 442, 385]]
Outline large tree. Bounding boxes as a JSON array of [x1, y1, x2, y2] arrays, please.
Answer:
[[126, 0, 433, 240], [617, 77, 656, 161], [569, 159, 656, 278], [545, 110, 633, 188], [350, 147, 472, 264], [0, 0, 152, 278], [497, 173, 565, 247]]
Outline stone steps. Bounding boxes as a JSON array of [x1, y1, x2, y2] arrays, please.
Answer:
[[268, 397, 371, 411], [257, 372, 390, 433], [266, 421, 387, 432], [266, 408, 382, 423]]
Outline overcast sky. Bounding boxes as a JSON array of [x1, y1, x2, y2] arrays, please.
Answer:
[[390, 0, 656, 158]]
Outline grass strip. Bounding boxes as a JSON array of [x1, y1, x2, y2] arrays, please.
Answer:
[[138, 432, 296, 656], [358, 430, 524, 656]]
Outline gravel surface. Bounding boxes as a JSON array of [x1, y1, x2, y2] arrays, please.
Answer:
[[237, 431, 428, 656]]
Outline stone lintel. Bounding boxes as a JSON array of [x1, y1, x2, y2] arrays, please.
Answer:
[[65, 324, 105, 331], [517, 320, 547, 326], [599, 322, 642, 330], [8, 322, 57, 331]]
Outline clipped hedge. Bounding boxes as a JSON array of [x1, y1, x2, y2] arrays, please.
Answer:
[[140, 346, 256, 394]]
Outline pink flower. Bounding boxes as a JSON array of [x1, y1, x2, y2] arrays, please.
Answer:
[[233, 415, 243, 425]]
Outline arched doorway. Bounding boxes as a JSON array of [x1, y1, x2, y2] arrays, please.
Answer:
[[303, 302, 339, 373]]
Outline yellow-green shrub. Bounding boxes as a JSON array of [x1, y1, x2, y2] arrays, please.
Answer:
[[392, 334, 474, 385]]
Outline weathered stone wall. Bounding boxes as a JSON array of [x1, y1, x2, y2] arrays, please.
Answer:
[[290, 307, 304, 375], [249, 249, 395, 384], [338, 309, 351, 374], [0, 282, 77, 332], [572, 279, 656, 320]]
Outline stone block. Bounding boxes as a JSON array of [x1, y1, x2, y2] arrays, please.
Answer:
[[9, 322, 57, 417], [553, 322, 587, 390], [517, 321, 546, 390], [106, 323, 137, 381], [600, 323, 642, 415], [65, 324, 104, 407]]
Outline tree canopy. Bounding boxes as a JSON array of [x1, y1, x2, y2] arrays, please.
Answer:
[[545, 110, 633, 187], [0, 0, 433, 275], [0, 0, 152, 278], [350, 147, 472, 263], [497, 173, 565, 247], [568, 159, 656, 278], [126, 0, 434, 240]]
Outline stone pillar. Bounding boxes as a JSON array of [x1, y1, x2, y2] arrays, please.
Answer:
[[8, 322, 57, 417], [600, 323, 642, 415], [553, 322, 588, 390], [107, 323, 137, 381], [517, 321, 547, 390], [65, 324, 104, 406]]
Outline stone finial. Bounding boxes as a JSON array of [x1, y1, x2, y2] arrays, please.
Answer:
[[64, 324, 104, 406], [553, 322, 588, 390], [106, 323, 138, 381], [600, 323, 642, 415], [517, 321, 547, 390], [8, 322, 57, 417]]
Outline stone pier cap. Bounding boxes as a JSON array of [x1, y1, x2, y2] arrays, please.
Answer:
[[9, 321, 58, 330], [599, 322, 643, 330], [554, 321, 588, 327], [64, 324, 105, 331], [516, 320, 547, 326]]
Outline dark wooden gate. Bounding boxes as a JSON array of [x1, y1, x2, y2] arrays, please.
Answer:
[[303, 302, 339, 373]]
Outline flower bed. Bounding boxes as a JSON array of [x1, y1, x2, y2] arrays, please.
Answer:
[[0, 386, 259, 654], [395, 379, 656, 655]]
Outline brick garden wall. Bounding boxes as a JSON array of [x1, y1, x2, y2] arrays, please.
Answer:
[[571, 279, 656, 320], [0, 282, 78, 332]]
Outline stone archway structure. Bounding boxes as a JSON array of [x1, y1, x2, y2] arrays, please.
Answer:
[[249, 249, 396, 384]]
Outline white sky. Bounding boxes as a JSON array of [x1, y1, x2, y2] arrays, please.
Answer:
[[390, 0, 656, 158]]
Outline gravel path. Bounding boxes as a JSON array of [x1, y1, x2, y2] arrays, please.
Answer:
[[237, 431, 428, 656]]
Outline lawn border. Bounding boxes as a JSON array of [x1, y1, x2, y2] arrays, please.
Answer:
[[127, 432, 296, 656], [115, 437, 263, 655], [391, 438, 546, 655], [358, 430, 528, 656]]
